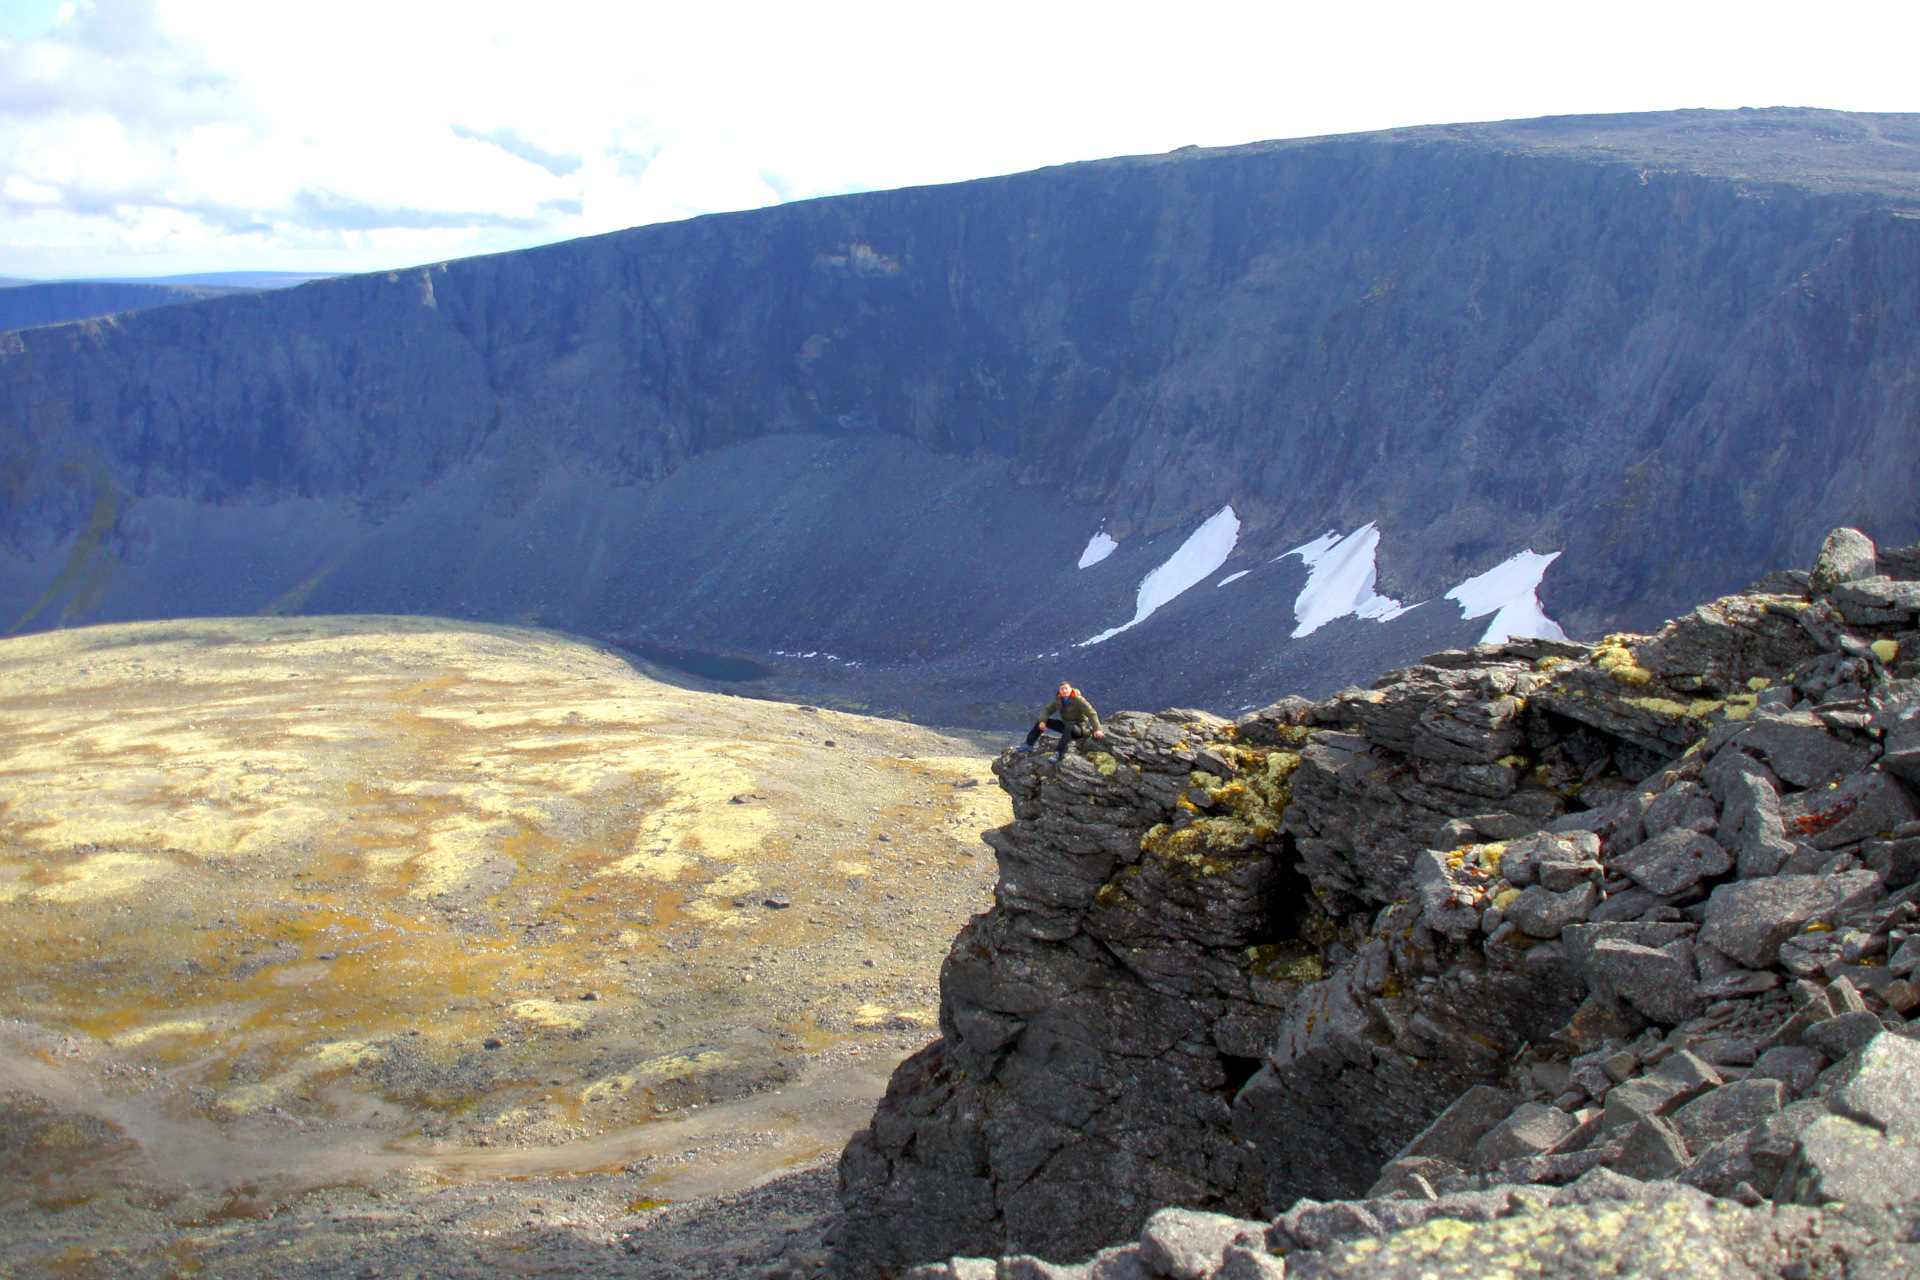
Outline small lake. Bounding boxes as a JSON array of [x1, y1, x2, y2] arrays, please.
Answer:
[[621, 642, 775, 683]]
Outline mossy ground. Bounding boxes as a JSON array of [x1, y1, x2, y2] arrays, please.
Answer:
[[0, 616, 1007, 1274]]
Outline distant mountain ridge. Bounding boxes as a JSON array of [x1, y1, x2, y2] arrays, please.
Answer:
[[1, 108, 1917, 725]]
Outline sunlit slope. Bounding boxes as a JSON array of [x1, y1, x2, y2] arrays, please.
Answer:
[[0, 616, 1004, 1159]]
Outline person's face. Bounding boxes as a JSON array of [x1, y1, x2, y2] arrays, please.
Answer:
[[1057, 683, 1072, 697]]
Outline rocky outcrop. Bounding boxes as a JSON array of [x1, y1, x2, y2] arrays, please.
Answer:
[[4, 111, 1920, 726], [835, 527, 1920, 1276]]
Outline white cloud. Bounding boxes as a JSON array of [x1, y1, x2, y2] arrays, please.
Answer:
[[2, 0, 1919, 276]]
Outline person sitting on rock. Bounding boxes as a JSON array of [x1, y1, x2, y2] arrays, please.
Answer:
[[1018, 681, 1105, 761]]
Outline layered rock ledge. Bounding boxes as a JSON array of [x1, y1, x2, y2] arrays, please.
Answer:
[[833, 528, 1920, 1278]]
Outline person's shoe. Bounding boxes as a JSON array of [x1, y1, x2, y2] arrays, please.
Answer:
[[1013, 745, 1036, 753]]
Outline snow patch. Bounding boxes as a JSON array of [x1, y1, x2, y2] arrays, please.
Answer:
[[1445, 551, 1568, 644], [1080, 506, 1239, 646], [1217, 570, 1249, 586], [1281, 523, 1412, 637], [1077, 532, 1118, 569]]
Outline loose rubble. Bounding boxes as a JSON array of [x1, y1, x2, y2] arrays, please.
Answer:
[[836, 528, 1920, 1279]]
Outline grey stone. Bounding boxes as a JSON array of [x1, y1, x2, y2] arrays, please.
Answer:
[[1750, 1046, 1825, 1096], [1499, 831, 1601, 891], [1831, 575, 1920, 612], [1778, 1113, 1920, 1205], [1642, 782, 1719, 838], [1391, 1085, 1520, 1163], [1864, 837, 1920, 888], [1411, 850, 1483, 941], [1466, 1101, 1580, 1169], [1004, 1259, 1091, 1280], [1138, 1208, 1266, 1280], [1728, 716, 1873, 790], [1810, 528, 1882, 597], [1699, 871, 1883, 968], [1609, 829, 1732, 897], [1504, 882, 1599, 940], [1609, 1115, 1689, 1179], [1780, 771, 1919, 851], [1670, 1078, 1788, 1149], [1587, 885, 1667, 923], [1214, 1246, 1286, 1280], [1803, 1010, 1887, 1060], [1680, 1132, 1759, 1197], [1365, 1156, 1463, 1199], [1695, 967, 1780, 999], [1824, 1030, 1920, 1140], [1588, 937, 1699, 1025], [1088, 1247, 1152, 1280], [1711, 758, 1799, 879], [1604, 1052, 1722, 1129], [1828, 973, 1869, 1014], [1271, 1200, 1383, 1252]]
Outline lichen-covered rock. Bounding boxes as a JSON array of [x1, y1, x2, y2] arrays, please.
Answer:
[[838, 547, 1920, 1276]]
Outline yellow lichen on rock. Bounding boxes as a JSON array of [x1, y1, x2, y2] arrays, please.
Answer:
[[1874, 638, 1900, 665], [1592, 636, 1655, 686]]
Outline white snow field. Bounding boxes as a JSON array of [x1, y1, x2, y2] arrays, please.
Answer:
[[1077, 532, 1119, 568], [1080, 507, 1239, 646], [1445, 550, 1569, 644], [1217, 571, 1249, 586], [1282, 523, 1413, 637]]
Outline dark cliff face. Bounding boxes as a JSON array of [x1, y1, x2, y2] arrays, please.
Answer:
[[2, 108, 1919, 723], [0, 281, 254, 335]]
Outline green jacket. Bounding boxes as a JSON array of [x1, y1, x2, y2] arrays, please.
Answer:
[[1040, 692, 1101, 733]]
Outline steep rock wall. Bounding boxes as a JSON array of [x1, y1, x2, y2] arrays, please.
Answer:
[[2, 110, 1920, 721]]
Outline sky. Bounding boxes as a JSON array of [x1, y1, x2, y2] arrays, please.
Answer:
[[2, 0, 1918, 280]]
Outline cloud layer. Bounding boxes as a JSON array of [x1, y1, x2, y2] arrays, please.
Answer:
[[3, 0, 1918, 277]]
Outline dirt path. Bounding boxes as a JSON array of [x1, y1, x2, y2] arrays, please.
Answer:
[[0, 616, 1007, 1276]]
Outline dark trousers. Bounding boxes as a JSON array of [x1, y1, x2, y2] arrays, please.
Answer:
[[1025, 717, 1085, 757]]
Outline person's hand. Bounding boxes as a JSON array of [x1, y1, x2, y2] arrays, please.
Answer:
[[1036, 721, 1046, 730], [1094, 731, 1106, 738]]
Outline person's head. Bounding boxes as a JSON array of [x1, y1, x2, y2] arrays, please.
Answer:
[[1057, 681, 1074, 697]]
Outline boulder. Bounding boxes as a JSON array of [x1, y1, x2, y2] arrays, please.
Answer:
[[1214, 1246, 1285, 1280], [1411, 850, 1485, 940], [1823, 1031, 1920, 1140], [1608, 829, 1732, 897], [1603, 1051, 1722, 1128], [1803, 1010, 1886, 1060], [1779, 771, 1917, 851], [1710, 758, 1799, 880], [1138, 1208, 1267, 1280], [1390, 1086, 1521, 1164], [1809, 527, 1879, 597], [1466, 1102, 1580, 1169], [1749, 1046, 1825, 1096], [1588, 937, 1699, 1025], [1641, 782, 1719, 838], [1610, 1115, 1689, 1180], [1778, 1114, 1920, 1206], [1669, 1079, 1788, 1149], [1726, 716, 1872, 790], [1505, 882, 1599, 940], [1499, 831, 1602, 891], [1699, 871, 1882, 968]]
